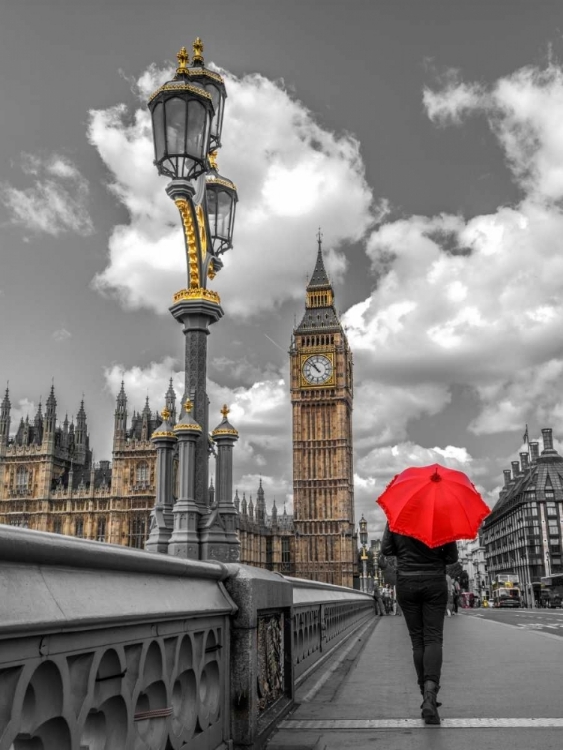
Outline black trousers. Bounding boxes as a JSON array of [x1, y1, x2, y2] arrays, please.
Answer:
[[396, 573, 448, 686]]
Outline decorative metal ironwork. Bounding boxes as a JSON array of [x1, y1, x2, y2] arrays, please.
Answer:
[[257, 612, 285, 714]]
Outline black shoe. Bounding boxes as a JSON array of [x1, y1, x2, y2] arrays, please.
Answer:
[[419, 684, 442, 712], [421, 680, 441, 725]]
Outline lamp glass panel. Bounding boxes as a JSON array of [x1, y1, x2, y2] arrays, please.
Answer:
[[152, 102, 165, 162], [165, 98, 186, 156], [217, 190, 232, 238], [205, 83, 222, 138], [207, 189, 218, 237], [227, 196, 236, 243], [186, 100, 207, 159]]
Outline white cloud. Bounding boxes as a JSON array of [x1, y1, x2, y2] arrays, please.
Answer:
[[9, 398, 37, 433], [0, 153, 93, 236], [424, 70, 486, 125], [344, 62, 563, 443], [88, 64, 378, 317], [353, 379, 451, 451], [425, 63, 563, 202], [52, 328, 72, 342]]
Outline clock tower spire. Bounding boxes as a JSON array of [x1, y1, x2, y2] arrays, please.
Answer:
[[290, 233, 356, 587]]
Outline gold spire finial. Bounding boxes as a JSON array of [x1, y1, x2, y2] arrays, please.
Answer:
[[184, 398, 193, 413], [161, 406, 170, 421], [176, 47, 190, 74], [193, 37, 204, 64], [221, 404, 229, 418], [209, 151, 218, 170]]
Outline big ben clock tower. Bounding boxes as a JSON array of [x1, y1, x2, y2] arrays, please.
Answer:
[[290, 233, 356, 587]]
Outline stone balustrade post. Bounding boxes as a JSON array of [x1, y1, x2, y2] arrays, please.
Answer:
[[146, 409, 177, 554], [224, 564, 294, 749], [168, 400, 202, 559]]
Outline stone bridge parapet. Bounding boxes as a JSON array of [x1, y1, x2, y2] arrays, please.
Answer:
[[0, 526, 373, 750]]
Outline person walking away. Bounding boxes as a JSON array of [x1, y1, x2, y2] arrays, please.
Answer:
[[373, 583, 386, 616], [381, 523, 459, 725], [445, 574, 454, 617], [453, 578, 461, 614]]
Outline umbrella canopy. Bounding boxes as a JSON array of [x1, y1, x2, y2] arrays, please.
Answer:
[[376, 463, 491, 548]]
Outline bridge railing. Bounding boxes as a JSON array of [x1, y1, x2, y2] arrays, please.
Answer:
[[0, 527, 374, 750], [287, 577, 375, 686]]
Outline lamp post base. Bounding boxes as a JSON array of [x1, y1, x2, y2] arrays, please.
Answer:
[[146, 506, 174, 554]]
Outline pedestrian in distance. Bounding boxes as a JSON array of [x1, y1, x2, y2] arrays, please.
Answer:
[[377, 463, 490, 726], [445, 573, 454, 617], [453, 578, 461, 614], [373, 583, 386, 616]]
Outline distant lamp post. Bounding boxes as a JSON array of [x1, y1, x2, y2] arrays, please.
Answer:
[[147, 41, 238, 561], [359, 515, 368, 592]]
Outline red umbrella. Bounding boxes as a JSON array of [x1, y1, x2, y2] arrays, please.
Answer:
[[376, 463, 491, 548]]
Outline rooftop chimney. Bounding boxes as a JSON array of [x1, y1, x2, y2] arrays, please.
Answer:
[[520, 452, 529, 471], [503, 469, 512, 487], [511, 461, 520, 479], [541, 428, 556, 454], [529, 441, 539, 463]]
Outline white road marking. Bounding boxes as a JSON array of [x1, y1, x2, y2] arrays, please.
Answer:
[[470, 615, 563, 642], [279, 718, 563, 729]]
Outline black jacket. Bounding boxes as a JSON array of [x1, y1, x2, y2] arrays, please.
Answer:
[[381, 523, 458, 576]]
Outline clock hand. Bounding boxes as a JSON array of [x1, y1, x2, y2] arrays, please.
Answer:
[[312, 363, 321, 372]]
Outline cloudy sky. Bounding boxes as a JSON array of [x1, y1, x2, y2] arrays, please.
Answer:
[[3, 0, 563, 536]]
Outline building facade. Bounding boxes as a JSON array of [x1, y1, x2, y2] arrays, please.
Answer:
[[482, 428, 563, 606], [457, 537, 488, 599], [289, 237, 356, 586], [0, 381, 295, 569], [235, 483, 295, 574], [0, 383, 165, 547]]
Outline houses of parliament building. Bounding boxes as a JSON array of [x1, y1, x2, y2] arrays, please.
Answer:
[[0, 240, 357, 585]]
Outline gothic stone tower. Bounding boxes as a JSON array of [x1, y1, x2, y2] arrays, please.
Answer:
[[290, 236, 356, 587]]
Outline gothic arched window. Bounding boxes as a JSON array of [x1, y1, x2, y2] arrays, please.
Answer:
[[75, 518, 84, 538], [136, 462, 149, 485], [97, 516, 107, 542], [129, 514, 147, 549], [16, 467, 29, 492]]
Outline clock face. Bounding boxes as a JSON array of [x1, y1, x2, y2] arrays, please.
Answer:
[[302, 355, 333, 385]]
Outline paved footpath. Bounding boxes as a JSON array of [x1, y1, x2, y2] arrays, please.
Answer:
[[267, 610, 563, 750]]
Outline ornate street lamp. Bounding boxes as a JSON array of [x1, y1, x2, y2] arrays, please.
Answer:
[[147, 41, 238, 561], [188, 37, 227, 152], [148, 46, 214, 182], [359, 516, 368, 548]]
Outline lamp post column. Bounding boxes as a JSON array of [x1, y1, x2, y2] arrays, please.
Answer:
[[361, 548, 368, 592], [147, 42, 238, 560], [170, 291, 223, 513]]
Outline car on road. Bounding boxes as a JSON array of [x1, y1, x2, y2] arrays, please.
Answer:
[[495, 597, 521, 608], [549, 595, 562, 609]]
